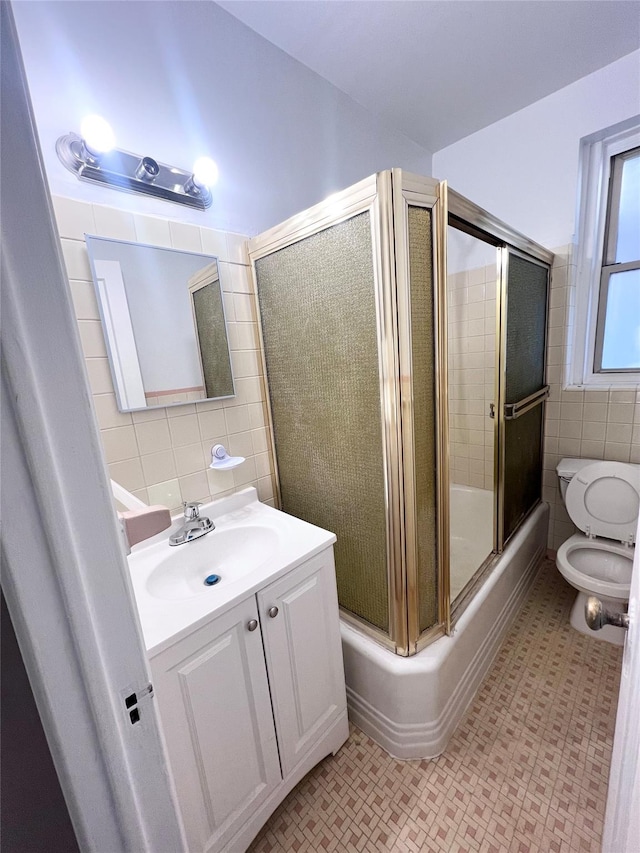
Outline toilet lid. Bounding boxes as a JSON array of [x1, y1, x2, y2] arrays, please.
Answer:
[[565, 461, 640, 543]]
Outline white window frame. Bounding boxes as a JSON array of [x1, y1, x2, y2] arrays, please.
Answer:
[[567, 117, 640, 389]]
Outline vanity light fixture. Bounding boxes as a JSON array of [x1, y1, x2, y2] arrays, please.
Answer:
[[56, 115, 217, 210]]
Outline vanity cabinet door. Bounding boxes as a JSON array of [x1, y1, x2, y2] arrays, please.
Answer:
[[258, 550, 347, 778], [151, 597, 281, 853]]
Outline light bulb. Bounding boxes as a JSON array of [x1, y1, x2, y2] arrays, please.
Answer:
[[192, 156, 218, 188], [80, 114, 115, 154]]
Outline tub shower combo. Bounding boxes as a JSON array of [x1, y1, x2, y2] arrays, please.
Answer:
[[248, 172, 552, 758]]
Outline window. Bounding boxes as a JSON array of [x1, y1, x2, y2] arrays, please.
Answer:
[[569, 119, 640, 388]]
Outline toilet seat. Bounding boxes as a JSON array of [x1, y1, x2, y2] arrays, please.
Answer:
[[565, 461, 640, 544], [556, 534, 633, 599]]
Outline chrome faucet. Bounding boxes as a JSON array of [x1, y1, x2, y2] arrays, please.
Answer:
[[169, 502, 215, 546]]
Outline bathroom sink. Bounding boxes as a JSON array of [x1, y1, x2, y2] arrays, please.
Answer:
[[127, 487, 337, 655], [145, 524, 280, 600]]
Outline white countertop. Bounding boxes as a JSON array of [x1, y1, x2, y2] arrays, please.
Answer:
[[127, 488, 336, 657]]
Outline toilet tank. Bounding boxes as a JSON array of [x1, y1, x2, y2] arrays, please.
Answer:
[[556, 458, 601, 502]]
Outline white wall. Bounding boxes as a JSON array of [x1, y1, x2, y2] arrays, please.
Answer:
[[13, 1, 432, 237], [433, 51, 640, 249]]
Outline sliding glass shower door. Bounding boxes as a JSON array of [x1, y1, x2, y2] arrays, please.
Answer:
[[498, 250, 550, 546], [446, 222, 499, 604]]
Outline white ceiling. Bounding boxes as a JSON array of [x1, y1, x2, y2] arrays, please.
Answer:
[[217, 0, 640, 152]]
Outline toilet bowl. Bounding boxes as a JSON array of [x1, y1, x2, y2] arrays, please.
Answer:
[[555, 458, 639, 646]]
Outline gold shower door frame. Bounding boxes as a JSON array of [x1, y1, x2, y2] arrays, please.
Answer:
[[248, 173, 411, 653], [496, 246, 551, 550], [392, 171, 449, 652], [248, 173, 554, 657]]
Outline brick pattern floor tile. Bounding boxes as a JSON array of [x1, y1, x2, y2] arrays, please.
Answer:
[[249, 559, 623, 852]]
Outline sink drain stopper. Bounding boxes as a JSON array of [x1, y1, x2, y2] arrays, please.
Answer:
[[204, 574, 221, 586]]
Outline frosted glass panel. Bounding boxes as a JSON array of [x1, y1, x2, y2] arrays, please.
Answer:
[[255, 213, 390, 632], [600, 269, 640, 370], [505, 255, 548, 404], [502, 251, 548, 545], [504, 405, 543, 542], [408, 207, 438, 633]]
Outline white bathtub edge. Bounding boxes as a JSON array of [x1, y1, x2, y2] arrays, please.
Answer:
[[341, 503, 549, 760]]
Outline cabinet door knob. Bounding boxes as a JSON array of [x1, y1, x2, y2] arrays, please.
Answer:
[[247, 619, 258, 632], [268, 606, 279, 619]]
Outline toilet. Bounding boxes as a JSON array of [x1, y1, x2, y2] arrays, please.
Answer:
[[555, 458, 639, 645]]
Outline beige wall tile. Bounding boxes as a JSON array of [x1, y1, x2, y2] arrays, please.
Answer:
[[168, 414, 201, 447], [207, 468, 235, 496], [559, 420, 581, 440], [257, 477, 274, 502], [228, 431, 253, 458], [93, 393, 133, 429], [135, 419, 172, 454], [85, 358, 113, 394], [233, 456, 258, 487], [134, 214, 171, 247], [93, 205, 136, 240], [610, 390, 635, 403], [69, 280, 100, 320], [255, 452, 272, 479], [581, 421, 606, 441], [141, 450, 177, 485], [233, 293, 255, 323], [231, 350, 261, 378], [132, 406, 167, 423], [53, 197, 96, 240], [198, 409, 227, 441], [101, 425, 139, 463], [200, 229, 228, 260], [147, 479, 182, 511], [173, 443, 206, 476], [108, 458, 145, 492], [225, 405, 250, 435], [603, 442, 631, 462], [77, 320, 107, 358], [251, 428, 269, 455], [607, 403, 634, 424], [169, 221, 202, 252], [226, 233, 249, 265], [583, 402, 608, 422], [606, 422, 633, 444], [179, 471, 210, 503], [61, 239, 92, 280]]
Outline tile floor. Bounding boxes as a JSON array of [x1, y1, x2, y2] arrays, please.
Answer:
[[249, 558, 623, 852]]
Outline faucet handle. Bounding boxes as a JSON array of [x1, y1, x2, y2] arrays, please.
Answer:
[[183, 501, 202, 520]]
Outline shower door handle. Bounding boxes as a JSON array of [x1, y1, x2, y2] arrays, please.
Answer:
[[503, 386, 549, 421]]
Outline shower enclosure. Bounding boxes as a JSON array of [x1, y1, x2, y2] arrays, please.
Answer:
[[248, 171, 551, 658]]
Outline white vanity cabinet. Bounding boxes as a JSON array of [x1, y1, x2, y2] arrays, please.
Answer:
[[150, 546, 349, 853]]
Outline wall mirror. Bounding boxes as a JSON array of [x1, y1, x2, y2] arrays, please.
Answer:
[[85, 235, 235, 412]]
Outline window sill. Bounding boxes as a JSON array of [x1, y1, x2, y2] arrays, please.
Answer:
[[564, 380, 640, 392]]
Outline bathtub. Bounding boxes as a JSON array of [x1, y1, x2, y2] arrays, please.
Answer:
[[340, 500, 549, 759]]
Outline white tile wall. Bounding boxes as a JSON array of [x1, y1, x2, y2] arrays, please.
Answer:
[[53, 196, 276, 513], [543, 246, 640, 550], [448, 264, 496, 491]]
